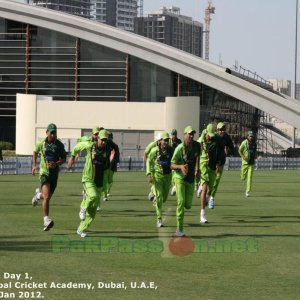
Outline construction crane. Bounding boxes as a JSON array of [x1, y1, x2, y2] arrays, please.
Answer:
[[204, 0, 215, 60]]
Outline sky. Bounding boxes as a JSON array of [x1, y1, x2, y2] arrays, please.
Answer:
[[144, 0, 299, 82]]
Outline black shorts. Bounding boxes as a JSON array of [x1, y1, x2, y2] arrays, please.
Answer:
[[40, 172, 58, 194]]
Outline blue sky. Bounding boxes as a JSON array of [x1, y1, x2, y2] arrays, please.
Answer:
[[144, 0, 299, 82]]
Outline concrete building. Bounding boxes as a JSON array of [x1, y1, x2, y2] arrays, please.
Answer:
[[135, 6, 203, 58], [92, 0, 138, 32], [268, 79, 292, 97], [30, 0, 93, 19], [296, 83, 300, 100], [0, 1, 299, 156]]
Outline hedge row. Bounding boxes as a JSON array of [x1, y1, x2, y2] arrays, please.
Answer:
[[0, 141, 14, 150]]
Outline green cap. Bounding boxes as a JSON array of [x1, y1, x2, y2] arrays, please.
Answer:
[[47, 123, 57, 133], [99, 129, 108, 140], [184, 125, 196, 134], [217, 122, 225, 129], [92, 126, 100, 135], [160, 131, 170, 140], [206, 123, 216, 137]]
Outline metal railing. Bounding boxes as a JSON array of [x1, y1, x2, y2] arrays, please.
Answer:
[[1, 156, 300, 175]]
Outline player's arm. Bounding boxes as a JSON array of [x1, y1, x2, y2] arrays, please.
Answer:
[[32, 141, 42, 175], [170, 146, 188, 176], [227, 135, 235, 156], [194, 152, 200, 180], [238, 141, 248, 161], [193, 142, 200, 180], [171, 162, 188, 176], [67, 141, 89, 169], [32, 151, 38, 175], [146, 148, 155, 183], [67, 156, 76, 169], [110, 141, 120, 162], [55, 143, 67, 167]]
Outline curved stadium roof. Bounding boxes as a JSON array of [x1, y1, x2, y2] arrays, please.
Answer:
[[0, 0, 299, 128]]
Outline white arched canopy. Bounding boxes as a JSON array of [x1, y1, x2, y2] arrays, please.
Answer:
[[0, 1, 299, 128]]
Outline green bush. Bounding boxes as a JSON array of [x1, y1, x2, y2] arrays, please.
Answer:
[[0, 141, 14, 150]]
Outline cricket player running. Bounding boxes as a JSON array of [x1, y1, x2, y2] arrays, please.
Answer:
[[198, 124, 223, 223], [31, 123, 67, 231], [146, 132, 174, 228], [67, 129, 110, 237], [208, 122, 235, 208], [101, 131, 119, 202], [239, 131, 257, 197], [169, 129, 182, 196], [171, 126, 200, 237], [144, 136, 161, 202]]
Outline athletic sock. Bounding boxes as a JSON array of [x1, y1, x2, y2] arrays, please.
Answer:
[[44, 216, 50, 223]]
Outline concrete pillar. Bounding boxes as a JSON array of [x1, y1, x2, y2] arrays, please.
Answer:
[[16, 94, 37, 155], [165, 96, 200, 139]]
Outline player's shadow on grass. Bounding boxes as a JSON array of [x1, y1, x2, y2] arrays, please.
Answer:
[[0, 203, 33, 206], [260, 194, 300, 198], [108, 196, 149, 200], [0, 240, 51, 252], [187, 223, 271, 228], [90, 231, 159, 239], [99, 210, 153, 217], [213, 204, 243, 207], [190, 233, 300, 239], [223, 215, 300, 222]]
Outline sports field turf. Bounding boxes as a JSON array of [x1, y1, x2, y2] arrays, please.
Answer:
[[0, 170, 300, 300]]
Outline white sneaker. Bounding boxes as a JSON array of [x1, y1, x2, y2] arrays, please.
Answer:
[[43, 219, 54, 231], [97, 206, 101, 212], [197, 184, 202, 198], [103, 197, 108, 202], [170, 186, 176, 196], [175, 229, 185, 237], [79, 208, 86, 220], [245, 192, 250, 197], [156, 219, 163, 228], [148, 191, 155, 201], [208, 197, 215, 209], [77, 227, 87, 238], [200, 211, 208, 224], [32, 188, 40, 206]]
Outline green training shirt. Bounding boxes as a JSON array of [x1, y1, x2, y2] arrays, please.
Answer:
[[146, 145, 173, 177], [171, 141, 199, 183], [144, 141, 159, 158], [71, 141, 110, 187], [34, 138, 66, 177]]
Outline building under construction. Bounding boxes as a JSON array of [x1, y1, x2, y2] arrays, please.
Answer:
[[134, 6, 203, 57], [30, 0, 93, 19], [0, 1, 293, 156]]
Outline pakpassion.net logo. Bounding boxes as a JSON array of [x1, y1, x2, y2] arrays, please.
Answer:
[[51, 236, 258, 256]]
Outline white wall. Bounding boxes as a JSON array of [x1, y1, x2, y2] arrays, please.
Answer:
[[165, 96, 200, 137], [16, 94, 200, 155]]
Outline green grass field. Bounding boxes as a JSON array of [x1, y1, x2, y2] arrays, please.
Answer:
[[0, 170, 300, 300]]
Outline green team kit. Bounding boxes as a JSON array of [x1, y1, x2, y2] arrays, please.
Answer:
[[146, 142, 174, 224], [71, 139, 111, 234], [34, 138, 66, 193], [239, 135, 257, 195], [171, 141, 200, 232]]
